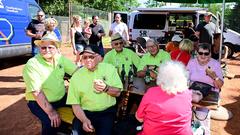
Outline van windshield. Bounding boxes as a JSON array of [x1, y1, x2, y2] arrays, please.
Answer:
[[133, 14, 166, 29]]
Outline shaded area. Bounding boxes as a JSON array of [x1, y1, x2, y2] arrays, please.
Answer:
[[0, 87, 25, 95], [0, 76, 23, 82], [0, 56, 31, 70], [0, 98, 40, 135], [224, 95, 240, 134]]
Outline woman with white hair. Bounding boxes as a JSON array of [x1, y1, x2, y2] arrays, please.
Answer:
[[135, 61, 192, 135], [43, 17, 59, 39]]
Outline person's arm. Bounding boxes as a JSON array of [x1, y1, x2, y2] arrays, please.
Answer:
[[94, 79, 121, 97], [72, 105, 94, 132], [124, 24, 129, 41], [70, 28, 77, 55], [135, 113, 143, 122], [32, 91, 61, 128], [109, 30, 113, 37]]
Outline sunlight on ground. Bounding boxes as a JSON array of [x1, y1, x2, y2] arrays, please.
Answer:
[[0, 94, 24, 111]]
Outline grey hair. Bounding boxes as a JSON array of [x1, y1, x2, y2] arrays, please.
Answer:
[[157, 60, 189, 95]]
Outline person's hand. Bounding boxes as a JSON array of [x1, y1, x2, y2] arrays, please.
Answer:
[[97, 33, 101, 38], [47, 110, 61, 128], [93, 79, 106, 93], [73, 49, 77, 55], [35, 34, 42, 39], [82, 118, 95, 132], [206, 67, 217, 80], [149, 70, 157, 80]]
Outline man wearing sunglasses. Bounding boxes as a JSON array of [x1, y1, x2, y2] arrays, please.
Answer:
[[26, 10, 46, 56], [104, 32, 140, 76], [67, 46, 123, 135], [22, 33, 77, 135]]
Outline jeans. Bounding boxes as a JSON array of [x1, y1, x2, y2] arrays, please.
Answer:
[[32, 45, 39, 56], [72, 106, 116, 135], [27, 94, 68, 135]]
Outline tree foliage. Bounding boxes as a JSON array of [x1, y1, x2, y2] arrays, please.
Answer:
[[39, 0, 140, 16], [225, 3, 240, 33]]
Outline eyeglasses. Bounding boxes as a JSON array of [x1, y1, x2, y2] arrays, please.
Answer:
[[146, 45, 157, 49], [40, 46, 55, 50], [198, 51, 210, 56], [113, 42, 124, 46], [37, 15, 44, 17], [82, 55, 95, 60]]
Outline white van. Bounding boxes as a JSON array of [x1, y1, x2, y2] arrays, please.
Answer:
[[127, 7, 240, 57]]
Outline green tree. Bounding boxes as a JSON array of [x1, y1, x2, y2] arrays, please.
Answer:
[[145, 0, 165, 7], [225, 3, 240, 33]]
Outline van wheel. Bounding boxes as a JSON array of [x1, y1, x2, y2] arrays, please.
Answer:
[[223, 43, 234, 58]]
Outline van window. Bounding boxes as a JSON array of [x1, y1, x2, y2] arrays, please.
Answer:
[[28, 4, 41, 19], [133, 14, 166, 29], [169, 14, 195, 30]]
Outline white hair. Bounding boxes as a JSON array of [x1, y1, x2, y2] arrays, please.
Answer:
[[157, 60, 189, 95]]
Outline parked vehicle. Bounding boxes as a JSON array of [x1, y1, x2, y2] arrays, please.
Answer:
[[0, 0, 60, 59], [124, 7, 240, 57]]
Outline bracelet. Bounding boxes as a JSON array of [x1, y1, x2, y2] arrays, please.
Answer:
[[103, 85, 109, 92], [214, 77, 220, 81]]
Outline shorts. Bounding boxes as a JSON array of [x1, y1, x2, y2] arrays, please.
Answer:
[[75, 44, 84, 52]]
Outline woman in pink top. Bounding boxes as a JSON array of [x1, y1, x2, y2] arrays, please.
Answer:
[[187, 43, 224, 92], [136, 61, 192, 135]]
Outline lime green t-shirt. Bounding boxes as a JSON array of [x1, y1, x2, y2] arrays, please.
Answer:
[[103, 48, 140, 74], [23, 54, 77, 102], [66, 63, 123, 111], [137, 49, 171, 71]]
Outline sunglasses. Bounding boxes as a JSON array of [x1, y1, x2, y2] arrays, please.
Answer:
[[113, 42, 124, 46], [82, 55, 95, 60], [40, 46, 55, 50], [198, 51, 210, 56]]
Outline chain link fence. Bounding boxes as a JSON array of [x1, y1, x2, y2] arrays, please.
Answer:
[[49, 4, 112, 44]]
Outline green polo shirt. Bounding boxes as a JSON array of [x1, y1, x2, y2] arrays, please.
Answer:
[[23, 54, 77, 102], [66, 63, 123, 111], [138, 49, 170, 71], [103, 48, 140, 74]]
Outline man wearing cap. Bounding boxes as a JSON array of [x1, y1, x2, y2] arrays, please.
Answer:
[[195, 12, 218, 44], [104, 33, 140, 76], [109, 14, 130, 43], [23, 33, 77, 135], [165, 35, 182, 53], [66, 46, 123, 135], [26, 10, 46, 56], [137, 39, 170, 83]]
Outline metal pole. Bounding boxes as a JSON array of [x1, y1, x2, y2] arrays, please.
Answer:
[[218, 0, 225, 61]]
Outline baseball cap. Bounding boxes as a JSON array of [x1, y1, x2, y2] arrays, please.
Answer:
[[204, 12, 212, 17], [172, 35, 182, 42]]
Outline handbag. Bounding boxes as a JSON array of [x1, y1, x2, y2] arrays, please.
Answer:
[[190, 81, 219, 105], [189, 81, 213, 97]]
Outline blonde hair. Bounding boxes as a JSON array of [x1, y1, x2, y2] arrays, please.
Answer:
[[44, 17, 58, 28], [72, 15, 82, 27], [84, 19, 90, 25], [157, 60, 189, 95], [179, 39, 194, 52]]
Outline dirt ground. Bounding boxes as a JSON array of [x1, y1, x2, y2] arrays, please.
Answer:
[[0, 45, 240, 135]]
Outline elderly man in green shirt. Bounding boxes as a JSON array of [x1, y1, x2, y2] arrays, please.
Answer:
[[103, 32, 140, 75], [137, 39, 170, 84], [67, 46, 123, 135], [22, 33, 77, 135]]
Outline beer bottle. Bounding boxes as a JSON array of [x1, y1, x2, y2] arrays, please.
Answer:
[[128, 64, 134, 84], [120, 64, 126, 84], [144, 65, 151, 84]]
